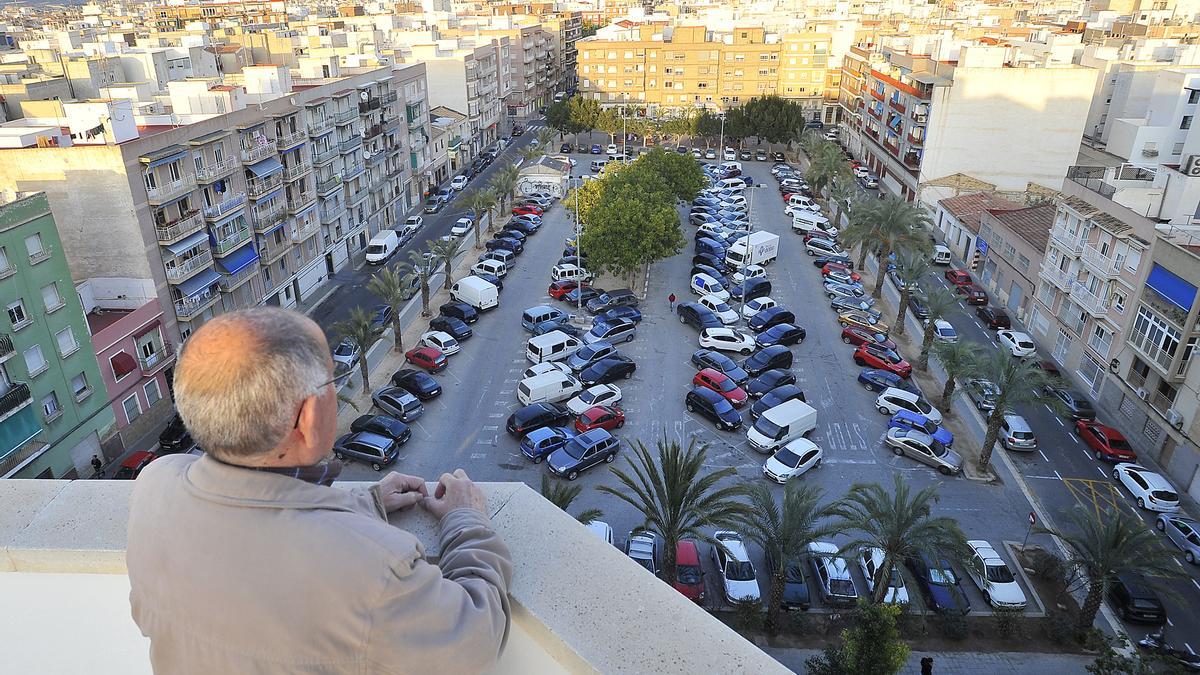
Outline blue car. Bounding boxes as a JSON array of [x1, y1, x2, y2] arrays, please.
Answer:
[[590, 144, 603, 154], [857, 368, 920, 395], [889, 409, 953, 447], [906, 552, 971, 615], [547, 428, 621, 480], [520, 426, 576, 463], [594, 306, 642, 325]]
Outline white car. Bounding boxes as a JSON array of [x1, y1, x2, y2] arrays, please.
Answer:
[[762, 438, 823, 483], [853, 165, 870, 178], [699, 327, 757, 355], [742, 296, 778, 319], [450, 217, 473, 237], [606, 143, 618, 155], [857, 547, 909, 605], [723, 147, 738, 161], [932, 319, 959, 343], [566, 384, 623, 416], [523, 361, 572, 380], [965, 540, 1027, 610], [450, 175, 469, 191], [403, 215, 423, 234], [875, 387, 944, 425], [420, 331, 460, 356], [711, 530, 760, 602], [585, 520, 614, 546], [731, 264, 767, 285], [697, 222, 730, 240], [699, 294, 738, 325], [997, 330, 1036, 357], [1113, 463, 1181, 512]]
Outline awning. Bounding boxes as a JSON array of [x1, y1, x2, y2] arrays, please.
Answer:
[[176, 268, 221, 297], [282, 142, 307, 155], [217, 242, 259, 276], [187, 130, 231, 146], [264, 221, 286, 236], [141, 145, 188, 169], [133, 321, 161, 341], [1147, 264, 1197, 311], [246, 157, 283, 177], [164, 230, 208, 255], [111, 352, 138, 378]]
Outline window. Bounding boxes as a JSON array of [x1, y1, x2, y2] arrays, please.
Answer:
[[144, 172, 157, 191], [1189, 89, 1200, 104], [56, 327, 77, 357], [0, 246, 9, 273], [7, 300, 28, 328], [24, 233, 45, 260], [1030, 306, 1050, 337], [1124, 247, 1141, 274], [1112, 289, 1126, 314], [1017, 254, 1031, 273], [1053, 329, 1071, 362], [1089, 324, 1112, 358], [1182, 115, 1192, 130], [122, 393, 142, 423], [42, 391, 62, 420], [1079, 353, 1102, 390], [41, 283, 63, 312], [145, 379, 162, 407], [23, 344, 46, 376], [1174, 142, 1185, 155], [1004, 242, 1017, 258], [71, 372, 90, 399]]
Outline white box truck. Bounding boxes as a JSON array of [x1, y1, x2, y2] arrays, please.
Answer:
[[725, 231, 780, 268]]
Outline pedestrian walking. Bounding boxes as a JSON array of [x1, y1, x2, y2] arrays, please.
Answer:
[[90, 454, 104, 477], [668, 293, 676, 310], [921, 656, 933, 675]]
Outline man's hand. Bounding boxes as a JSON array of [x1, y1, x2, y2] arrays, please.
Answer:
[[377, 472, 428, 512], [423, 469, 487, 520]]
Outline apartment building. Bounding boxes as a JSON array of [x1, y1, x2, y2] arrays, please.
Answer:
[[1078, 42, 1200, 145], [973, 204, 1056, 320], [148, 0, 290, 32], [398, 41, 502, 155], [0, 64, 428, 343], [541, 11, 583, 92], [0, 192, 113, 479], [446, 19, 554, 120], [840, 41, 1097, 201], [575, 24, 833, 116]]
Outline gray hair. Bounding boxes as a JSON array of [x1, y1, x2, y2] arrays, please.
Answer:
[[173, 308, 329, 460]]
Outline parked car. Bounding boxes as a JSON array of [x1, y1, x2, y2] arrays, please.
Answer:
[[807, 541, 859, 608], [1042, 385, 1097, 419], [547, 428, 620, 480], [838, 311, 888, 333], [884, 428, 962, 475], [932, 320, 959, 344], [746, 369, 796, 398], [997, 330, 1036, 357], [853, 343, 911, 377], [439, 301, 478, 324], [429, 315, 472, 341], [965, 540, 1027, 610], [750, 384, 806, 420], [519, 426, 576, 464], [579, 356, 637, 385], [755, 324, 806, 348], [906, 552, 971, 614], [748, 307, 796, 332], [389, 369, 442, 400], [976, 306, 1012, 329], [566, 341, 618, 372], [841, 326, 896, 350], [907, 295, 929, 321], [1108, 573, 1167, 624], [1075, 420, 1137, 462], [762, 438, 823, 483], [1113, 463, 1181, 512], [1156, 514, 1200, 565], [858, 547, 909, 605], [594, 306, 642, 325], [743, 345, 794, 376], [506, 402, 571, 437], [857, 368, 918, 394], [625, 530, 660, 576], [332, 432, 400, 471], [566, 384, 623, 416], [114, 451, 157, 480], [420, 330, 460, 356], [692, 349, 750, 384], [371, 386, 424, 422], [944, 269, 973, 286], [712, 531, 760, 603], [158, 414, 195, 454], [574, 405, 625, 433], [674, 540, 706, 602], [889, 409, 953, 447], [369, 304, 394, 331], [956, 283, 989, 305], [678, 302, 723, 331], [685, 386, 743, 431], [349, 415, 412, 444], [766, 548, 810, 610], [404, 346, 447, 372], [966, 379, 1000, 411]]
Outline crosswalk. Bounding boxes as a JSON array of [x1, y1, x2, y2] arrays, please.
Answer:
[[523, 122, 544, 131]]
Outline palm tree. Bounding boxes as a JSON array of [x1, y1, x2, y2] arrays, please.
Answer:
[[805, 143, 845, 197], [869, 196, 932, 299], [406, 249, 437, 317], [536, 127, 557, 149], [838, 207, 878, 272], [975, 350, 1058, 471], [826, 178, 857, 231], [1038, 507, 1181, 633], [365, 266, 415, 353], [489, 164, 520, 212], [333, 306, 382, 391], [888, 247, 932, 337], [540, 474, 603, 525], [933, 340, 980, 411], [597, 437, 748, 588], [429, 236, 464, 291], [915, 286, 961, 371], [737, 482, 836, 633], [519, 144, 543, 165], [460, 188, 497, 250], [831, 475, 970, 604]]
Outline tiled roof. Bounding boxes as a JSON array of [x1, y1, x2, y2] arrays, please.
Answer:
[[937, 192, 1023, 235], [986, 205, 1056, 251]]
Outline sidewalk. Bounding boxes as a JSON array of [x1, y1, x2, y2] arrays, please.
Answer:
[[763, 648, 1093, 674]]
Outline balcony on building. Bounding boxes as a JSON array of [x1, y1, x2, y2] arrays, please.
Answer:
[[342, 161, 366, 182], [240, 139, 276, 165], [1039, 261, 1075, 291], [153, 209, 204, 245], [340, 135, 364, 154], [202, 191, 246, 221], [1069, 282, 1109, 318], [311, 143, 339, 166], [346, 180, 370, 207], [1049, 223, 1085, 257], [216, 242, 259, 292], [246, 158, 285, 199], [287, 184, 316, 214], [210, 216, 251, 257], [0, 481, 783, 675], [1065, 164, 1165, 216], [283, 156, 313, 183], [137, 339, 174, 374], [292, 209, 319, 243], [0, 380, 32, 424], [910, 102, 929, 124], [172, 265, 221, 318], [320, 201, 346, 224], [257, 229, 293, 266], [145, 174, 197, 206], [316, 174, 342, 196], [1081, 243, 1124, 278], [276, 129, 306, 151], [252, 197, 287, 233], [307, 109, 335, 137], [0, 332, 13, 366], [162, 232, 214, 283]]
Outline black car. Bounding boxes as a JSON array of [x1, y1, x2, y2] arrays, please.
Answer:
[[748, 307, 796, 332], [730, 278, 771, 302], [858, 368, 920, 395], [558, 255, 588, 268], [429, 315, 472, 340], [333, 431, 401, 471], [487, 237, 523, 254], [766, 549, 810, 611], [907, 295, 929, 321], [472, 272, 504, 291], [505, 220, 536, 235], [685, 386, 743, 431], [743, 345, 794, 376], [1043, 385, 1097, 420], [751, 384, 807, 420], [746, 369, 797, 398], [586, 288, 638, 314], [535, 319, 584, 338], [499, 227, 528, 242], [349, 415, 412, 444], [812, 255, 854, 269], [755, 323, 806, 348], [506, 402, 572, 437], [158, 413, 195, 454], [678, 302, 722, 331], [439, 302, 478, 324], [390, 369, 442, 400], [771, 152, 785, 162], [565, 286, 602, 305], [692, 253, 728, 273], [560, 143, 573, 153], [580, 356, 637, 385], [1109, 573, 1167, 624], [691, 349, 750, 384], [976, 305, 1012, 329], [369, 303, 394, 331]]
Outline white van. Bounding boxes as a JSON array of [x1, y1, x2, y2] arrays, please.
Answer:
[[717, 177, 747, 192], [526, 330, 583, 364], [517, 370, 583, 406], [719, 161, 742, 175], [932, 244, 952, 265], [483, 249, 516, 267], [786, 194, 820, 213], [792, 210, 836, 236], [365, 230, 399, 265], [747, 399, 818, 453], [472, 258, 508, 278], [450, 276, 499, 310], [690, 273, 729, 301], [590, 159, 607, 172], [551, 263, 592, 282], [522, 305, 568, 332]]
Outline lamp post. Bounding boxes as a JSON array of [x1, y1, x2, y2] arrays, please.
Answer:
[[572, 175, 585, 313], [718, 113, 726, 158]]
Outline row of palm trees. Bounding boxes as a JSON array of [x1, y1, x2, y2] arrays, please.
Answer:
[[545, 437, 1182, 637]]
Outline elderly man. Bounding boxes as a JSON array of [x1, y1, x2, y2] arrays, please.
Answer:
[[127, 308, 512, 674]]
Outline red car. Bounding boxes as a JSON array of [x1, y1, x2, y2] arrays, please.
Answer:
[[114, 451, 158, 480], [548, 280, 581, 299], [852, 343, 912, 377], [840, 326, 897, 350], [850, 160, 862, 169], [944, 269, 972, 285], [1076, 420, 1138, 462], [674, 540, 705, 602], [822, 263, 861, 282], [575, 405, 625, 433], [405, 346, 447, 372], [955, 283, 988, 305], [692, 368, 748, 407], [512, 205, 543, 217]]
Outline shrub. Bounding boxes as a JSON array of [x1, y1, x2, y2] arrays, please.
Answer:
[[732, 598, 765, 632], [936, 611, 969, 641], [993, 607, 1022, 639]]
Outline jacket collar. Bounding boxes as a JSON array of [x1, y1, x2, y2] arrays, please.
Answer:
[[183, 454, 377, 515]]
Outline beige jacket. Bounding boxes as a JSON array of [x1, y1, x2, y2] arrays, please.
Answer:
[[127, 454, 512, 674]]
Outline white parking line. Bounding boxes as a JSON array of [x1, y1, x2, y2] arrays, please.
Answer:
[[1080, 446, 1092, 461], [1167, 617, 1174, 627], [1054, 469, 1063, 481], [1026, 474, 1062, 480], [1193, 578, 1200, 591], [1054, 417, 1065, 428], [1096, 467, 1106, 478], [1038, 450, 1050, 462], [1187, 643, 1195, 655], [1044, 404, 1055, 414]]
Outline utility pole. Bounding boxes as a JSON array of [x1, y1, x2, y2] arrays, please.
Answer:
[[718, 113, 725, 157], [574, 176, 584, 313]]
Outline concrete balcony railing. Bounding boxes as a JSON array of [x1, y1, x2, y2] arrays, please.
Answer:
[[1069, 283, 1108, 318], [334, 108, 357, 124], [284, 161, 313, 182], [308, 117, 335, 136], [146, 177, 196, 205], [342, 162, 365, 181], [340, 136, 363, 154], [253, 201, 287, 232], [292, 218, 319, 243], [1050, 227, 1084, 257], [287, 190, 316, 213], [247, 174, 284, 200], [258, 237, 292, 265], [312, 146, 339, 165], [154, 211, 204, 245], [320, 202, 346, 224], [163, 250, 213, 282], [174, 289, 219, 319], [316, 174, 342, 195], [195, 157, 240, 183], [212, 227, 251, 256], [203, 192, 246, 220], [240, 144, 276, 164], [1081, 243, 1124, 278], [276, 130, 307, 150], [1038, 262, 1075, 292], [0, 481, 785, 675]]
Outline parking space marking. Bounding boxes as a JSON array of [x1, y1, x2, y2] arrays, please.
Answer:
[[1187, 643, 1194, 655], [1062, 477, 1126, 519], [1054, 417, 1065, 428], [1038, 450, 1050, 462], [488, 412, 504, 418], [1025, 474, 1062, 480], [482, 425, 499, 431], [471, 452, 487, 459]]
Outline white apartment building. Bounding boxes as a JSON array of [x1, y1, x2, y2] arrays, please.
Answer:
[[1078, 40, 1200, 144], [396, 40, 503, 155]]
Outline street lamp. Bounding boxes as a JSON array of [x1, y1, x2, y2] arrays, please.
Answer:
[[718, 113, 726, 158], [570, 175, 585, 313]]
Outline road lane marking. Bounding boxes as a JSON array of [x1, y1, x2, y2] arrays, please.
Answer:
[[1054, 417, 1065, 428], [1038, 450, 1050, 462], [470, 452, 487, 459], [1187, 643, 1194, 655], [1193, 579, 1200, 591], [1167, 617, 1174, 626], [1026, 474, 1062, 480], [1080, 446, 1093, 461], [482, 425, 499, 431], [1044, 404, 1055, 414], [1097, 467, 1107, 478]]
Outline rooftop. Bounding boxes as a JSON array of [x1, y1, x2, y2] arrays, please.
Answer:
[[85, 308, 133, 335], [938, 191, 1024, 234], [986, 204, 1056, 251]]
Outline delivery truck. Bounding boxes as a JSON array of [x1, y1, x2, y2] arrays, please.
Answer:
[[725, 231, 780, 268]]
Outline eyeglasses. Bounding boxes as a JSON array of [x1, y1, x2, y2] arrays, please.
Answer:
[[293, 375, 341, 430]]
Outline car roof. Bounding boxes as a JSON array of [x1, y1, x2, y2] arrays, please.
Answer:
[[348, 431, 392, 448], [895, 428, 934, 444], [676, 540, 701, 565], [715, 531, 750, 560], [691, 386, 724, 402], [577, 428, 613, 444]]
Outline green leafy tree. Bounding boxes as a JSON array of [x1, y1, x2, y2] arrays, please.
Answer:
[[916, 286, 962, 371], [595, 106, 622, 142], [838, 209, 878, 272], [545, 99, 573, 138], [888, 247, 932, 337], [868, 196, 932, 299], [806, 143, 847, 197], [429, 236, 463, 291], [540, 474, 603, 525], [831, 475, 970, 604], [333, 306, 382, 391], [736, 482, 835, 633], [974, 350, 1060, 471], [406, 249, 437, 317], [1038, 507, 1182, 634], [366, 266, 415, 353], [568, 96, 600, 147], [933, 340, 980, 410], [597, 437, 748, 588], [488, 164, 520, 213], [631, 148, 707, 201], [695, 110, 723, 144], [580, 172, 684, 286], [460, 187, 496, 250], [536, 127, 557, 149], [805, 602, 910, 675]]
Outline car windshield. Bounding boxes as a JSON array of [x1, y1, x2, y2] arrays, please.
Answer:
[[562, 439, 587, 460], [756, 418, 785, 440], [334, 343, 354, 356], [678, 564, 703, 584], [712, 397, 735, 414], [712, 301, 732, 312], [830, 579, 856, 597], [1152, 489, 1179, 501], [929, 566, 957, 585], [580, 389, 602, 405], [986, 564, 1015, 584], [1109, 437, 1133, 451], [774, 448, 801, 467], [714, 377, 737, 393], [726, 560, 755, 581], [784, 564, 805, 583], [916, 419, 937, 434]]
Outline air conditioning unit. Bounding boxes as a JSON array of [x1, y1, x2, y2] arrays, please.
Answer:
[[1167, 408, 1184, 428], [1136, 388, 1148, 400], [1185, 154, 1200, 176]]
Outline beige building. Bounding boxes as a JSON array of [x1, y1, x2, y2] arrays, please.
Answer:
[[974, 204, 1055, 321]]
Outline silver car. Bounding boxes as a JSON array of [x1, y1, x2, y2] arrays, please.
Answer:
[[824, 281, 864, 299], [1000, 414, 1037, 451], [884, 428, 963, 476], [371, 386, 424, 422], [966, 379, 1000, 411], [1156, 514, 1200, 564]]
